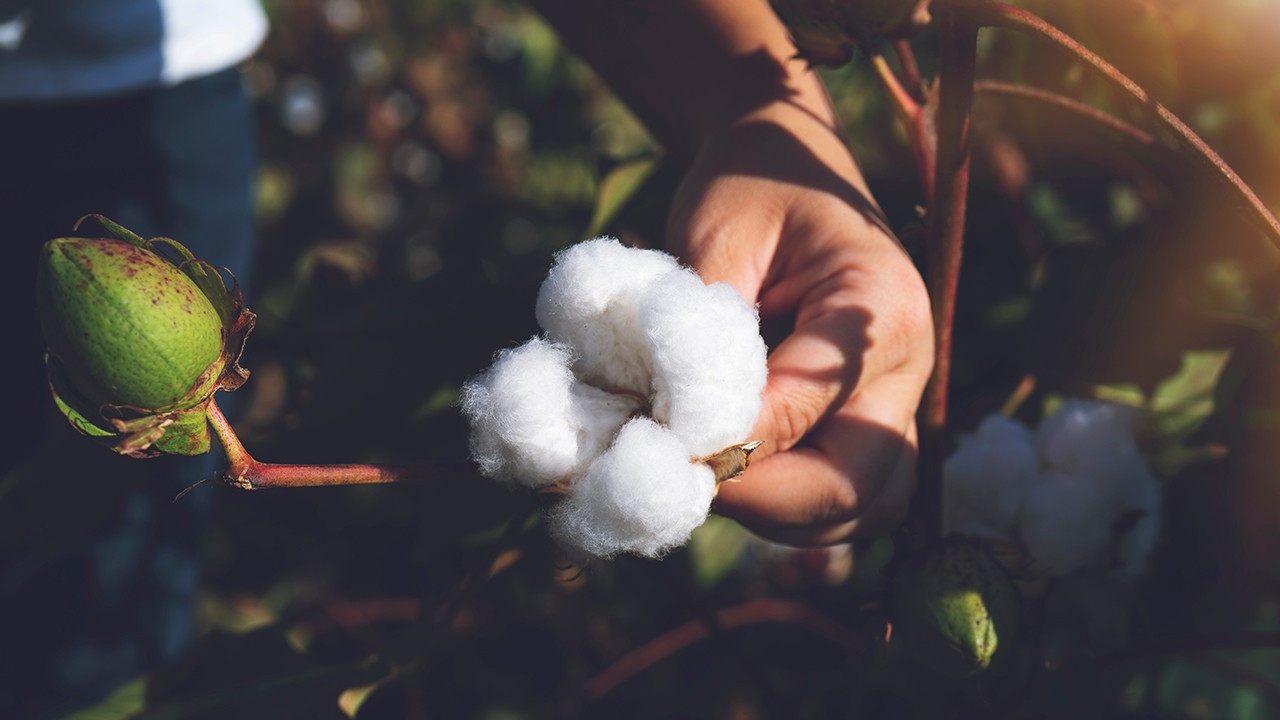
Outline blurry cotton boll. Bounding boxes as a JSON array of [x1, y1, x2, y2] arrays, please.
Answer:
[[549, 418, 718, 559], [942, 399, 1162, 580], [0, 14, 28, 51], [391, 142, 441, 185], [323, 0, 364, 33], [493, 111, 531, 153], [463, 238, 768, 559], [942, 414, 1036, 543], [280, 76, 325, 136], [483, 23, 521, 62], [349, 43, 390, 85]]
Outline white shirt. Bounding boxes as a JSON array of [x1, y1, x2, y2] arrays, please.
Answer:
[[0, 0, 268, 101]]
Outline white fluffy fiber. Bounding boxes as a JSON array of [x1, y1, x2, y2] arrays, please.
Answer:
[[549, 418, 718, 559], [942, 399, 1162, 580], [463, 238, 768, 559]]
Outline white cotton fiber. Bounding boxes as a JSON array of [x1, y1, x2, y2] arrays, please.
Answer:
[[548, 417, 718, 559], [945, 400, 1163, 580], [1019, 469, 1120, 577], [464, 238, 769, 560], [460, 337, 638, 489], [641, 269, 768, 456], [1036, 399, 1141, 482], [1020, 400, 1162, 578], [534, 238, 680, 394], [942, 414, 1037, 543]]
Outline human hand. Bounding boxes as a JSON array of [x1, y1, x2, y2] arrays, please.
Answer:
[[667, 99, 934, 546]]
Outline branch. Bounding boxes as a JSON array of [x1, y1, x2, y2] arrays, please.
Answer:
[[939, 0, 1280, 250], [585, 598, 866, 700], [206, 398, 428, 489]]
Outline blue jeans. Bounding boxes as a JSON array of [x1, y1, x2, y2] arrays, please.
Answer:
[[0, 67, 256, 718]]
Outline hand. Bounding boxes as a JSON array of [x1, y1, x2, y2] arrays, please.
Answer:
[[667, 99, 934, 546]]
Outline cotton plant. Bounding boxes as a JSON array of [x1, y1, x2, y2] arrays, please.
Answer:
[[942, 399, 1162, 581], [461, 238, 768, 560]]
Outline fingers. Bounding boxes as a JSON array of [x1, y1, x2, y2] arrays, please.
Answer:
[[713, 371, 923, 544]]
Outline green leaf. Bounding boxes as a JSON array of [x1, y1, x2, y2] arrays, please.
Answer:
[[73, 214, 146, 248], [585, 155, 660, 238], [688, 515, 749, 589], [46, 355, 114, 438], [62, 677, 147, 720], [1149, 349, 1232, 439]]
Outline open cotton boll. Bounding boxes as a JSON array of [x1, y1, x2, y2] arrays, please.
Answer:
[[942, 414, 1037, 543], [460, 338, 638, 489], [1036, 399, 1142, 479], [642, 269, 768, 456], [548, 417, 718, 559], [1018, 469, 1118, 577], [534, 238, 680, 393]]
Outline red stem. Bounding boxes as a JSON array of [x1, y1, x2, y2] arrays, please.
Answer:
[[868, 51, 937, 206], [916, 11, 979, 538], [584, 598, 865, 700], [893, 39, 925, 101], [922, 13, 978, 434], [206, 398, 422, 489], [941, 0, 1280, 249]]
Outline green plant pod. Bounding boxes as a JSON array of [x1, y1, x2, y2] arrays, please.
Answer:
[[39, 236, 226, 411], [892, 537, 1018, 677], [35, 216, 255, 458]]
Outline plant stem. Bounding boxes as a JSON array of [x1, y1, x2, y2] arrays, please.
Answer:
[[973, 80, 1156, 147], [868, 49, 937, 206], [893, 39, 925, 101], [206, 397, 422, 489], [918, 10, 979, 536], [940, 0, 1280, 250]]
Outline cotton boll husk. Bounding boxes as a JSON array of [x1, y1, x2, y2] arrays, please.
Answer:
[[461, 338, 636, 489], [548, 417, 717, 559], [534, 238, 680, 393], [942, 414, 1037, 543], [1019, 469, 1118, 577], [642, 269, 768, 456]]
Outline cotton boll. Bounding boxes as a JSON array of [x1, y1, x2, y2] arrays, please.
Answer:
[[548, 417, 717, 559], [461, 338, 637, 489], [570, 382, 642, 469], [642, 269, 768, 456], [1018, 470, 1117, 577], [534, 238, 680, 393], [942, 414, 1037, 543], [1036, 399, 1142, 480]]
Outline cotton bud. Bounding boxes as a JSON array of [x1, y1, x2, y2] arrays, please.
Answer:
[[892, 538, 1018, 677], [36, 216, 253, 458], [462, 238, 768, 560]]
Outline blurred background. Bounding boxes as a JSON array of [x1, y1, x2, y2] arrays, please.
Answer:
[[4, 0, 1280, 717]]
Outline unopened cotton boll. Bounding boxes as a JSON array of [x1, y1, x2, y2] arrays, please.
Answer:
[[461, 337, 638, 489], [642, 270, 768, 456], [534, 238, 680, 393], [942, 414, 1037, 543], [549, 418, 718, 559]]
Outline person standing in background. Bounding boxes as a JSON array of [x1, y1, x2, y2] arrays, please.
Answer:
[[0, 2, 266, 716]]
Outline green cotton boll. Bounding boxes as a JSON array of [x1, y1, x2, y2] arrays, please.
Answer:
[[37, 236, 226, 413], [892, 537, 1019, 678]]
